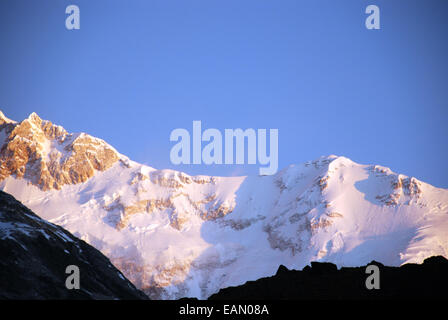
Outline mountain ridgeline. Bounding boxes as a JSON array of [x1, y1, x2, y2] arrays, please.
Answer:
[[209, 256, 448, 299], [1, 110, 447, 299]]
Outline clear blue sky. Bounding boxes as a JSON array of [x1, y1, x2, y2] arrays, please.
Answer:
[[0, 0, 447, 187]]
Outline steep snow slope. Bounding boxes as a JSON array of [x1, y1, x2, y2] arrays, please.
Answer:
[[1, 111, 447, 299]]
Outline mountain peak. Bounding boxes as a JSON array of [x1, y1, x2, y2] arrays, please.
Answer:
[[0, 110, 16, 125], [327, 155, 355, 169], [26, 112, 42, 125], [0, 111, 119, 190]]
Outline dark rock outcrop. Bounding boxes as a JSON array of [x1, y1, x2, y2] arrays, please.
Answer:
[[209, 257, 448, 300], [0, 191, 148, 299]]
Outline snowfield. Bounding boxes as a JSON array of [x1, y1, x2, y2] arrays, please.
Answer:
[[2, 154, 447, 299]]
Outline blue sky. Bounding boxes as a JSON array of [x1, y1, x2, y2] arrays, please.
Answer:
[[0, 0, 447, 187]]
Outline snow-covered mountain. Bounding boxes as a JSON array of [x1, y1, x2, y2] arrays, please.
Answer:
[[1, 111, 447, 299], [0, 190, 148, 299]]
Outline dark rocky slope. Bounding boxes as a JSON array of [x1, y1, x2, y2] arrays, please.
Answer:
[[0, 190, 148, 299], [209, 257, 448, 300]]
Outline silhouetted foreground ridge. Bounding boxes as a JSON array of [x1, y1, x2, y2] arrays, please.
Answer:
[[0, 191, 148, 299], [209, 257, 448, 300]]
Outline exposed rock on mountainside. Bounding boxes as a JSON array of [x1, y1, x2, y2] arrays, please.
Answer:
[[0, 111, 118, 190], [209, 256, 448, 300], [0, 190, 148, 299]]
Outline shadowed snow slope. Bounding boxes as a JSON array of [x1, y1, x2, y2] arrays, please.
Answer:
[[1, 111, 447, 299]]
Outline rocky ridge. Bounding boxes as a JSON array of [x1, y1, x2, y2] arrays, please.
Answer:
[[0, 190, 148, 299], [0, 111, 119, 191]]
